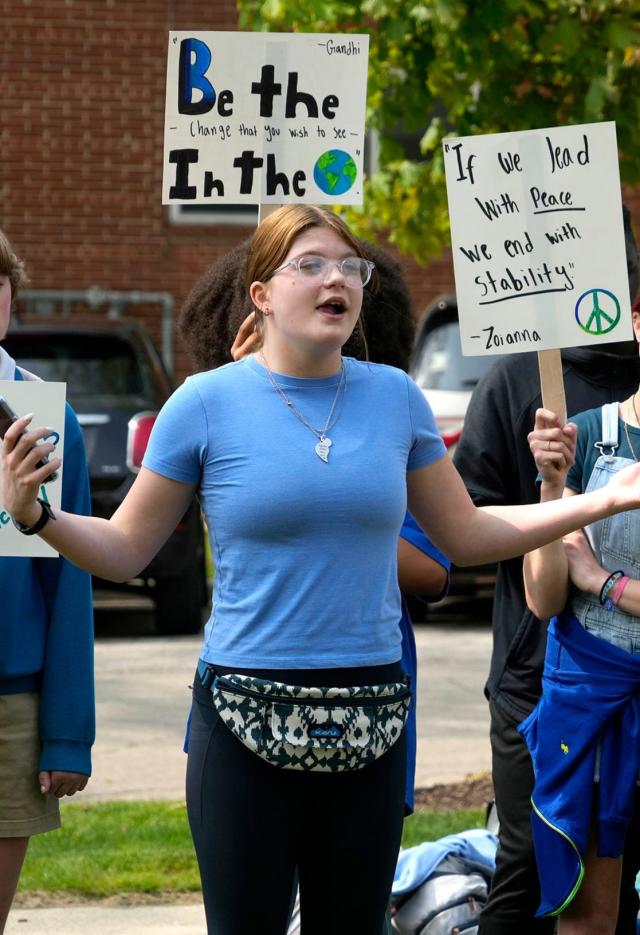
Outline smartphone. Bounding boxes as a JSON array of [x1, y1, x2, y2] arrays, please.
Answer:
[[0, 396, 58, 482], [0, 396, 17, 440]]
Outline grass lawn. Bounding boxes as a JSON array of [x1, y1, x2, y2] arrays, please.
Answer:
[[18, 802, 200, 897], [17, 801, 486, 897], [402, 806, 485, 848]]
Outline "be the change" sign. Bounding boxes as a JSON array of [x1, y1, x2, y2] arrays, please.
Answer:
[[163, 32, 369, 206]]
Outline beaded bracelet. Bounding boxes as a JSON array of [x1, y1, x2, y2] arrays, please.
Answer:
[[610, 575, 630, 607], [600, 570, 625, 609]]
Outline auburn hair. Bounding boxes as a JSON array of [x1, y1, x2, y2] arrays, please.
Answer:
[[245, 205, 365, 289]]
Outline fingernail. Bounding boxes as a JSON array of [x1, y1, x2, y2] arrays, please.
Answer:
[[23, 412, 35, 423]]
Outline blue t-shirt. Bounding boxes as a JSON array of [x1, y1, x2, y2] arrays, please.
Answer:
[[144, 355, 445, 668]]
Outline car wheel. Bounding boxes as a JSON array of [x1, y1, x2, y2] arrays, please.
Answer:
[[154, 560, 207, 636]]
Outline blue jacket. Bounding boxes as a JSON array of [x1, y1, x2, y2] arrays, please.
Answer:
[[0, 367, 95, 775], [518, 611, 640, 917], [393, 829, 497, 895]]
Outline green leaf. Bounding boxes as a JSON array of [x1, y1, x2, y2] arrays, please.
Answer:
[[584, 78, 607, 121], [606, 20, 640, 51], [538, 17, 582, 57], [419, 119, 443, 155], [261, 0, 286, 19]]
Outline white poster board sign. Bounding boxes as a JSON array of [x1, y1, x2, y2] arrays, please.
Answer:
[[0, 381, 65, 557], [443, 121, 631, 355], [163, 31, 369, 205]]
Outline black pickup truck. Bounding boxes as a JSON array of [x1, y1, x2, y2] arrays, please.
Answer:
[[4, 315, 208, 635]]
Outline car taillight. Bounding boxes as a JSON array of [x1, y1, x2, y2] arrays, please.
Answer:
[[126, 412, 158, 473], [436, 417, 464, 449]]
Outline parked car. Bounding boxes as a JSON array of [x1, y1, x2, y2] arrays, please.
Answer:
[[410, 295, 497, 602], [3, 315, 209, 635]]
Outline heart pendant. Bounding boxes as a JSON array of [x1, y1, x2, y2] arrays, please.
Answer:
[[315, 436, 332, 463]]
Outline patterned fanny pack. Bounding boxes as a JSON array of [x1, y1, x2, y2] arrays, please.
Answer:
[[200, 665, 411, 773]]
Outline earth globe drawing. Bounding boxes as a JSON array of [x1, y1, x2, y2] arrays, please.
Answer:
[[313, 150, 357, 196]]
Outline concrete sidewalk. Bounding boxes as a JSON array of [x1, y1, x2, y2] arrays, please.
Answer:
[[6, 904, 207, 934]]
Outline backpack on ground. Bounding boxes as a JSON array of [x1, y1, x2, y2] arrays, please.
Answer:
[[287, 820, 498, 934], [390, 825, 498, 935], [391, 852, 491, 934]]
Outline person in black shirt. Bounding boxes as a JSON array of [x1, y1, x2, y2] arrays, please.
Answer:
[[453, 204, 640, 935]]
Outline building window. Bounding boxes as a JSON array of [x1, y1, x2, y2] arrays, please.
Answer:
[[168, 204, 259, 226]]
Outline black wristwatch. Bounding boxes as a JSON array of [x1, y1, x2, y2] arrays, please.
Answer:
[[12, 498, 56, 536]]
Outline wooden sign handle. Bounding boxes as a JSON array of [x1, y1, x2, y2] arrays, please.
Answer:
[[537, 349, 566, 425]]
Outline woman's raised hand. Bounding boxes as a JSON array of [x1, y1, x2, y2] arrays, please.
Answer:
[[1, 416, 60, 524], [527, 408, 577, 491], [230, 311, 261, 361]]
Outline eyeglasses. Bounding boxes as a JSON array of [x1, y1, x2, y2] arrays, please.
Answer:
[[267, 254, 375, 288]]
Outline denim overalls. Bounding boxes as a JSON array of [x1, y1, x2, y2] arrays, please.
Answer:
[[571, 403, 640, 653]]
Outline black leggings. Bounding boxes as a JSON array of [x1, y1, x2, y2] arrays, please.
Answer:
[[186, 663, 407, 935]]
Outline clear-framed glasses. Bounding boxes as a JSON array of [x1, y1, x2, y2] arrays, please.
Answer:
[[268, 254, 375, 288]]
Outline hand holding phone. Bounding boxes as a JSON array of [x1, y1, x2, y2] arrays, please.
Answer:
[[0, 396, 59, 482]]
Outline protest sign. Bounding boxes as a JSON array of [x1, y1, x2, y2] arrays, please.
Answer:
[[0, 381, 65, 557], [163, 32, 369, 206], [443, 122, 631, 361]]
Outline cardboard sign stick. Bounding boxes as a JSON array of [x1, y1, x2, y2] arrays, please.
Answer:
[[537, 349, 567, 425]]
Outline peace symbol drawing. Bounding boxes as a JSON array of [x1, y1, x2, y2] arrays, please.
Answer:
[[574, 288, 621, 336]]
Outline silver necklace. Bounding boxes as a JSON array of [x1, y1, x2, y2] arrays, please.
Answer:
[[259, 353, 347, 462]]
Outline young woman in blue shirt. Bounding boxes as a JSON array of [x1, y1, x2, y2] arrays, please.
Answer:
[[185, 236, 450, 934], [186, 235, 451, 823], [4, 205, 640, 935]]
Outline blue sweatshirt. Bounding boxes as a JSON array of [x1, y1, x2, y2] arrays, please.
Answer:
[[398, 512, 450, 814], [0, 368, 95, 775], [518, 612, 640, 917]]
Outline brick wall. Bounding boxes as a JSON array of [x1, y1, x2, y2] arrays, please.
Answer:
[[1, 2, 638, 379], [1, 0, 245, 378]]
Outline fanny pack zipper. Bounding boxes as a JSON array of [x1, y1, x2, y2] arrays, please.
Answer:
[[213, 675, 410, 708]]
